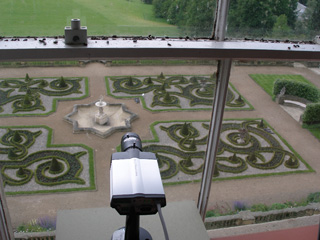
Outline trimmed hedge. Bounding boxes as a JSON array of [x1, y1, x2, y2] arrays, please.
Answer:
[[302, 103, 320, 124], [273, 79, 320, 102]]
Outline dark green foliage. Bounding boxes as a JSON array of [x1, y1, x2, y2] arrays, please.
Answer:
[[8, 149, 18, 160], [307, 192, 320, 203], [127, 76, 134, 87], [182, 156, 193, 167], [213, 164, 219, 177], [190, 138, 196, 150], [230, 153, 238, 163], [16, 167, 26, 177], [285, 157, 299, 168], [258, 119, 264, 128], [26, 88, 33, 96], [228, 0, 297, 37], [147, 77, 153, 84], [153, 0, 216, 36], [273, 79, 320, 102], [270, 203, 288, 210], [23, 95, 32, 107], [181, 122, 189, 136], [58, 77, 67, 88], [25, 74, 31, 82], [250, 203, 269, 212], [163, 92, 172, 103], [248, 153, 256, 162], [160, 83, 166, 91], [2, 80, 9, 87], [236, 95, 244, 103], [49, 158, 62, 174], [12, 131, 23, 143], [39, 80, 47, 88], [305, 0, 320, 31], [109, 75, 249, 111], [156, 153, 164, 168], [302, 103, 320, 124], [0, 76, 86, 115], [158, 72, 165, 80], [153, 0, 171, 18]]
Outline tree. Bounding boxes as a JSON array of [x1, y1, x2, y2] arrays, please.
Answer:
[[270, 0, 298, 28], [272, 14, 291, 38], [153, 0, 171, 18], [228, 0, 275, 36], [167, 0, 189, 25], [185, 0, 216, 36], [228, 0, 298, 37], [305, 0, 320, 31], [299, 0, 307, 5]]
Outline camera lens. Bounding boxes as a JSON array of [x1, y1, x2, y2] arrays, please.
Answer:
[[121, 132, 142, 152]]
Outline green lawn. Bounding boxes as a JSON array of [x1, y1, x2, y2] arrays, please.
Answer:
[[249, 74, 315, 97], [0, 0, 178, 36], [303, 124, 320, 140]]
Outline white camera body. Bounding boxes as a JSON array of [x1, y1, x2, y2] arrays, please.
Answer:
[[110, 133, 166, 215]]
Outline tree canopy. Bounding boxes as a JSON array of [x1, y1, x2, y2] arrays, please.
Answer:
[[146, 0, 318, 39]]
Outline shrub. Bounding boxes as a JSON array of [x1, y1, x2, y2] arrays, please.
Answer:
[[12, 131, 23, 143], [302, 103, 320, 124], [58, 77, 67, 88], [250, 203, 269, 212], [307, 192, 320, 203], [17, 167, 26, 177], [270, 203, 287, 210], [273, 79, 320, 102], [49, 158, 63, 174], [180, 122, 189, 136]]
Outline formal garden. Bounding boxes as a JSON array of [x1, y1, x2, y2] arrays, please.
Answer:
[[106, 73, 253, 112], [139, 119, 313, 184], [0, 72, 317, 194], [0, 74, 88, 116], [0, 126, 95, 195]]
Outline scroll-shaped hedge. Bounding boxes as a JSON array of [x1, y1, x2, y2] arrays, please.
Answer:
[[273, 79, 320, 102], [302, 103, 320, 124]]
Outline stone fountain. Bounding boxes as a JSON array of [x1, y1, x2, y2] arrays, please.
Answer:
[[95, 95, 109, 125], [64, 96, 138, 138]]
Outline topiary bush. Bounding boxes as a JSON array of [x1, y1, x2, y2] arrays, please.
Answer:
[[302, 103, 320, 124], [273, 79, 320, 102], [49, 158, 63, 174]]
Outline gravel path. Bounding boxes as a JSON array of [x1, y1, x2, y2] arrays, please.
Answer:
[[1, 63, 319, 227]]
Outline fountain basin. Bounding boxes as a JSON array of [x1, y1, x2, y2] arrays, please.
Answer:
[[64, 101, 138, 138]]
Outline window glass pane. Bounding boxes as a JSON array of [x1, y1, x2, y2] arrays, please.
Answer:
[[0, 0, 216, 37], [227, 0, 319, 41], [1, 60, 320, 235]]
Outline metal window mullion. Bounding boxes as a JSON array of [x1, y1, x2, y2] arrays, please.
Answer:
[[198, 0, 231, 221], [197, 59, 232, 220], [0, 173, 13, 240]]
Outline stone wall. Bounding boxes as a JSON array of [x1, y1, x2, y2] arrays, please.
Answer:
[[205, 203, 320, 230]]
